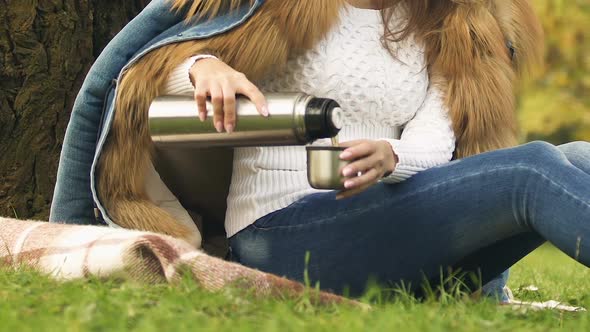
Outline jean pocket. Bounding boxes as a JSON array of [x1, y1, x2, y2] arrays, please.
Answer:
[[251, 209, 287, 230]]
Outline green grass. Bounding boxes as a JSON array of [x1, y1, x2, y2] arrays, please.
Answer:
[[0, 244, 588, 332]]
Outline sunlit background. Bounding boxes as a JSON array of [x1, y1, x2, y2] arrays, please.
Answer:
[[519, 1, 589, 143]]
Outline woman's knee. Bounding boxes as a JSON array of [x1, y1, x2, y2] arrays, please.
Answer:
[[558, 141, 590, 159], [508, 140, 590, 179], [557, 141, 590, 174], [514, 141, 565, 166], [493, 141, 578, 182]]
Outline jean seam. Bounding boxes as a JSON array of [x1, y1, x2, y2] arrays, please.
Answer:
[[250, 165, 589, 232], [529, 167, 589, 206], [250, 204, 376, 231]]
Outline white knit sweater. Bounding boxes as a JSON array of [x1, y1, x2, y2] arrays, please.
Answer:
[[155, 5, 456, 238]]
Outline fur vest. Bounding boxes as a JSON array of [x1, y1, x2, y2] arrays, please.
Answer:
[[97, 0, 543, 242]]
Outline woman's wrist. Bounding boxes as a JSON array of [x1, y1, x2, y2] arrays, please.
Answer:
[[188, 54, 220, 87], [164, 55, 219, 95], [379, 140, 398, 177]]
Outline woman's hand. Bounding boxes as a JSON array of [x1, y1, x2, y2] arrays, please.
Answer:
[[189, 58, 268, 133], [336, 140, 398, 200]]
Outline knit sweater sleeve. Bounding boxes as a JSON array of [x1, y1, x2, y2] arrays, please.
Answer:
[[379, 84, 456, 183]]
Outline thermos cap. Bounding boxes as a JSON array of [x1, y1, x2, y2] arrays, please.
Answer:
[[304, 97, 342, 141], [330, 107, 344, 131]]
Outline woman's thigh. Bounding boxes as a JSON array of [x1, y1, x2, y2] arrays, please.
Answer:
[[229, 141, 590, 295]]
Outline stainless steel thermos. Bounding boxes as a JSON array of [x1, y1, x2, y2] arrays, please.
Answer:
[[149, 93, 344, 148]]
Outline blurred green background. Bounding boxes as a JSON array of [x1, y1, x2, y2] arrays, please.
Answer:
[[520, 1, 589, 143]]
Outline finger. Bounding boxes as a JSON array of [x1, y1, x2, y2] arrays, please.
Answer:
[[338, 140, 365, 148], [209, 83, 224, 133], [341, 155, 381, 177], [343, 168, 380, 190], [236, 78, 268, 117], [340, 141, 377, 161], [336, 179, 375, 200], [336, 187, 365, 200], [194, 81, 209, 122], [222, 84, 237, 133]]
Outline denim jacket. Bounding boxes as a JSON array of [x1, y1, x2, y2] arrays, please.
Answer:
[[49, 0, 264, 226]]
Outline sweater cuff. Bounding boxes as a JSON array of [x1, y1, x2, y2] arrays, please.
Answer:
[[378, 138, 427, 183], [163, 54, 218, 95]]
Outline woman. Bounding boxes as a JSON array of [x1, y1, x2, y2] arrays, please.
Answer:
[[50, 0, 589, 298]]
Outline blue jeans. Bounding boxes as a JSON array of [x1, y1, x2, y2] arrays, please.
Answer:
[[229, 141, 590, 297]]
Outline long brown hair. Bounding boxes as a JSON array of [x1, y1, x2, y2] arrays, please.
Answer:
[[380, 1, 455, 65], [380, 0, 543, 158]]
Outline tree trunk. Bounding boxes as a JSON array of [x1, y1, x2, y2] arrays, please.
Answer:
[[0, 0, 149, 220]]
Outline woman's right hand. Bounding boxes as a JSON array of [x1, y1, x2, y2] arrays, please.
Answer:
[[189, 58, 268, 133]]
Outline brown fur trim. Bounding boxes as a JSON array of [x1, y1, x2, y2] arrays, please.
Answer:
[[429, 0, 543, 158], [97, 0, 344, 243], [170, 0, 254, 21]]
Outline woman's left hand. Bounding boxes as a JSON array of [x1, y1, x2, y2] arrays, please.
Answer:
[[336, 140, 398, 200]]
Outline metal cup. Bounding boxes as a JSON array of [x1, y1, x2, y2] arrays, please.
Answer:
[[306, 146, 350, 190]]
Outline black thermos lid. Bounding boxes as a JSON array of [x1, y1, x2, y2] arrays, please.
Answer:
[[304, 98, 342, 141]]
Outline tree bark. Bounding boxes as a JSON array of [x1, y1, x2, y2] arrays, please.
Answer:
[[0, 0, 149, 219]]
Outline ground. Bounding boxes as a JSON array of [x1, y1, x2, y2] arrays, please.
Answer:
[[0, 244, 588, 332]]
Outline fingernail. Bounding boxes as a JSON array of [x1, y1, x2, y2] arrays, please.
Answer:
[[344, 180, 354, 189], [226, 124, 234, 134], [215, 121, 223, 133], [262, 106, 270, 117], [340, 151, 352, 159], [342, 167, 353, 177], [199, 113, 206, 122]]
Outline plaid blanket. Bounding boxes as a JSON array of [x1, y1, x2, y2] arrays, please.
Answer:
[[0, 217, 353, 306]]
